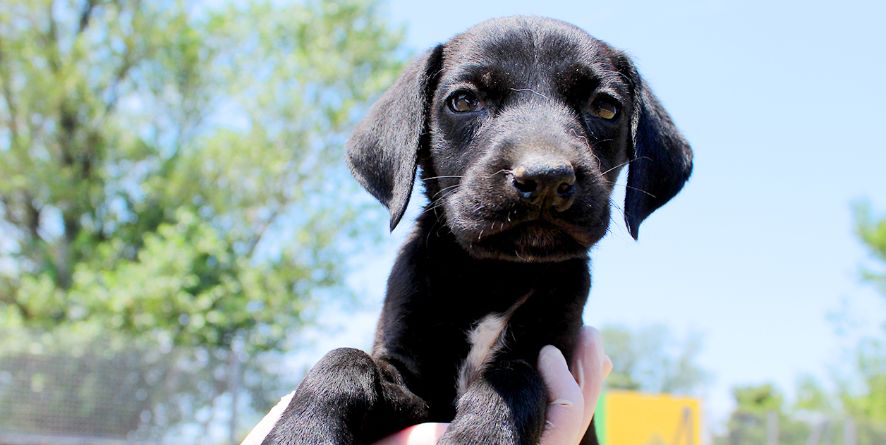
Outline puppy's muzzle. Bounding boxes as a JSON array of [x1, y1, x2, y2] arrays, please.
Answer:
[[512, 158, 576, 212]]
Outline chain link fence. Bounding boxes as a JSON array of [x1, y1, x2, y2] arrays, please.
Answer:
[[715, 411, 886, 445], [0, 329, 299, 445], [1, 330, 883, 445]]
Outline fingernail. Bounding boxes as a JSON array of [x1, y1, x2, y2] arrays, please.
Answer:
[[602, 355, 613, 377], [539, 345, 564, 363], [575, 361, 585, 388]]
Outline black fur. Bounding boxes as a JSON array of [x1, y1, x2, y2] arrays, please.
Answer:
[[263, 16, 692, 445]]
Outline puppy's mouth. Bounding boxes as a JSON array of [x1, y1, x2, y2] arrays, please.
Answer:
[[452, 211, 604, 263], [476, 220, 588, 261]]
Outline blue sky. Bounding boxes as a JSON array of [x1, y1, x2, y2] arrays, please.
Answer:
[[303, 0, 886, 428]]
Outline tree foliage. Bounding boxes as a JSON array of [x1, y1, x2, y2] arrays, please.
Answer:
[[841, 202, 886, 422], [601, 324, 707, 395], [856, 203, 886, 296], [0, 0, 403, 438], [716, 384, 814, 445], [716, 203, 886, 444], [796, 203, 886, 425]]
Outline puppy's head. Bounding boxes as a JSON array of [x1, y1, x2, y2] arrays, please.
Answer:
[[348, 17, 692, 262]]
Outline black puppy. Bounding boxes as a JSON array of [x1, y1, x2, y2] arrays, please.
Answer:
[[263, 16, 692, 445]]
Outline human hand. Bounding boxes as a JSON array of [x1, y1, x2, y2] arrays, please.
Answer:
[[240, 326, 611, 445], [372, 326, 612, 445]]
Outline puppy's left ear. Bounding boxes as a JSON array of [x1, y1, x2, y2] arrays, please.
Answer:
[[347, 45, 445, 231], [616, 54, 693, 240]]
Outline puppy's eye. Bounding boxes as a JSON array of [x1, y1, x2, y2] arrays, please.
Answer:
[[448, 92, 484, 113], [590, 97, 619, 120]]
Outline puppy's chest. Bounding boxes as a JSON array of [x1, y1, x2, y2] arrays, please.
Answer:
[[456, 291, 531, 395]]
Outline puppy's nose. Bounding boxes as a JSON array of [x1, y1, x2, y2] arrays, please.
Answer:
[[512, 161, 576, 211]]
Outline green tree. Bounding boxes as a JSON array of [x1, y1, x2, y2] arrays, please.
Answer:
[[796, 204, 886, 424], [716, 204, 886, 445], [716, 384, 810, 445], [0, 0, 403, 439], [732, 384, 785, 415], [857, 203, 886, 296], [601, 325, 707, 394], [848, 203, 886, 423]]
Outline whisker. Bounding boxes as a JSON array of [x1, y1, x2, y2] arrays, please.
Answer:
[[620, 183, 656, 198], [431, 184, 461, 200], [600, 155, 652, 175], [423, 175, 464, 181], [608, 198, 627, 224], [601, 176, 657, 199], [426, 214, 443, 247], [421, 182, 467, 216], [600, 158, 634, 175], [510, 88, 549, 100], [569, 129, 590, 147], [420, 196, 451, 217], [486, 169, 512, 178]]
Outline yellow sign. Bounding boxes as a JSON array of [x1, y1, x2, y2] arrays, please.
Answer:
[[598, 391, 701, 445]]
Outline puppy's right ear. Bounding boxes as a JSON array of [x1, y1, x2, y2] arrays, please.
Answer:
[[347, 46, 445, 231]]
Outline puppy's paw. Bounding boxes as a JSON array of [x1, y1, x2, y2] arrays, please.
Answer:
[[259, 415, 348, 445], [437, 417, 531, 445]]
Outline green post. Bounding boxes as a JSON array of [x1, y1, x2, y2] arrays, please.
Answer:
[[595, 390, 607, 444]]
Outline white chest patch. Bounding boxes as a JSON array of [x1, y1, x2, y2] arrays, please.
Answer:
[[456, 293, 530, 396]]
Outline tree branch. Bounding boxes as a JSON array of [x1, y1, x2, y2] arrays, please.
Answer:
[[0, 195, 19, 227], [22, 192, 42, 243], [0, 195, 41, 241], [0, 39, 21, 150], [244, 203, 286, 258], [43, 0, 62, 73], [102, 39, 136, 115], [77, 0, 97, 34]]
